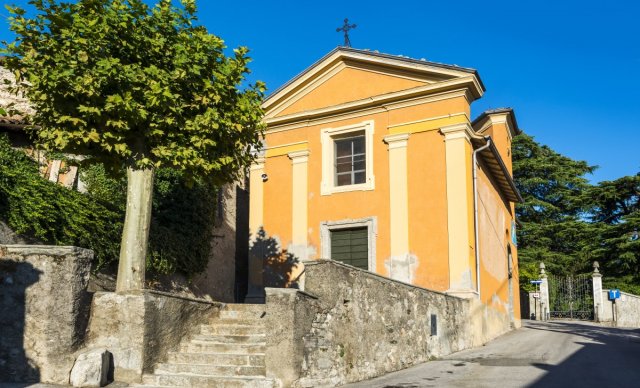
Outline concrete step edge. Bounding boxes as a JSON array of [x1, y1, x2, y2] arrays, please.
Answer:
[[145, 372, 274, 380], [190, 336, 267, 344], [156, 362, 267, 368], [168, 351, 266, 357], [203, 322, 265, 328]]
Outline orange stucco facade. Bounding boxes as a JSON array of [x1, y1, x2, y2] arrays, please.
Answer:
[[248, 47, 522, 327]]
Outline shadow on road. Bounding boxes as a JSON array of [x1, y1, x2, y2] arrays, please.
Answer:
[[526, 320, 640, 387]]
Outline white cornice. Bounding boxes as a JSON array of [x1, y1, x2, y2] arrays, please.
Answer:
[[250, 157, 265, 170], [384, 133, 410, 149], [265, 78, 481, 128], [440, 123, 482, 143], [288, 150, 310, 164], [264, 90, 468, 134], [473, 112, 516, 140]]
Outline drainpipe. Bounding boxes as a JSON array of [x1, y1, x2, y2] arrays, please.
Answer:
[[473, 138, 491, 300]]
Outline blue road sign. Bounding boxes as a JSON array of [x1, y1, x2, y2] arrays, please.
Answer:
[[609, 289, 621, 300], [530, 280, 542, 285]]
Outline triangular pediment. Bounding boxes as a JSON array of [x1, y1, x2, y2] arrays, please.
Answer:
[[263, 47, 484, 121]]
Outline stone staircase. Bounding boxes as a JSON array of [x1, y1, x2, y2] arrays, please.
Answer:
[[138, 304, 275, 388]]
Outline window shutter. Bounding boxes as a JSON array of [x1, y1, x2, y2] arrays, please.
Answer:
[[330, 228, 368, 270]]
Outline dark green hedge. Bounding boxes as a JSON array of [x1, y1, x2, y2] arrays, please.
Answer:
[[0, 134, 217, 276]]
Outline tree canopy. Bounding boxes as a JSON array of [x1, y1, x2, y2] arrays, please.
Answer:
[[3, 0, 265, 181], [3, 0, 266, 291], [513, 133, 640, 293]]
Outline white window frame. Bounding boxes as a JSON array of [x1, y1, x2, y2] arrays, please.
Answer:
[[320, 217, 377, 272], [321, 120, 375, 195]]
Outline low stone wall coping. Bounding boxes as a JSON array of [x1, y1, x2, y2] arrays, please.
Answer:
[[0, 244, 93, 258], [303, 259, 453, 298], [143, 289, 224, 307], [265, 286, 319, 300]]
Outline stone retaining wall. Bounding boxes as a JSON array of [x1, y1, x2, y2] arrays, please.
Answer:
[[85, 290, 222, 383], [600, 290, 640, 327], [265, 260, 513, 387], [0, 243, 223, 384], [0, 245, 93, 384]]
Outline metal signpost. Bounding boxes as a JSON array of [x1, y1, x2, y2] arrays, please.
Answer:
[[530, 280, 542, 320], [609, 289, 621, 323]]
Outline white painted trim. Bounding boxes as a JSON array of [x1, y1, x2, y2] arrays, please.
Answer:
[[440, 123, 480, 143], [473, 112, 517, 140], [320, 217, 378, 272], [387, 112, 469, 130], [383, 133, 410, 149], [265, 90, 468, 134], [265, 141, 309, 151], [288, 150, 310, 164], [264, 77, 480, 127], [249, 157, 265, 171], [343, 63, 438, 84], [289, 150, 309, 261], [320, 120, 375, 196], [385, 134, 410, 263]]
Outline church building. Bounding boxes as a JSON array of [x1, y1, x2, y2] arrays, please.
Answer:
[[248, 47, 522, 326]]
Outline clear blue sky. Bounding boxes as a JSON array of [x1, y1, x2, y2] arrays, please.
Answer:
[[2, 0, 638, 183]]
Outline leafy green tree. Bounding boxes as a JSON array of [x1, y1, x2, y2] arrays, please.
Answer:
[[512, 133, 595, 223], [513, 133, 640, 293], [81, 163, 219, 275], [587, 174, 640, 292], [512, 133, 596, 285], [3, 0, 265, 291], [589, 175, 640, 224]]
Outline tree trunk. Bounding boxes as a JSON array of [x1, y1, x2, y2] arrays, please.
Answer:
[[116, 166, 154, 292]]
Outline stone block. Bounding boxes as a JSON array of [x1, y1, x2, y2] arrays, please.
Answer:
[[85, 290, 220, 383], [70, 348, 110, 387], [0, 245, 93, 384]]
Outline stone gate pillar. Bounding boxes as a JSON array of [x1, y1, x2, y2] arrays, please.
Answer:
[[592, 261, 604, 322], [539, 262, 550, 320]]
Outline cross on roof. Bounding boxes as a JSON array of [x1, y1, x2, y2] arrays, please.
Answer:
[[336, 18, 356, 47]]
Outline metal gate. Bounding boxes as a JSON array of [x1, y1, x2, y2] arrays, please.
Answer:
[[549, 274, 594, 320]]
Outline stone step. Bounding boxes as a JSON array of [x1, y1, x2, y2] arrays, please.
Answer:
[[210, 317, 266, 326], [219, 309, 266, 320], [155, 363, 266, 377], [181, 341, 266, 354], [200, 324, 265, 336], [167, 351, 265, 367], [224, 303, 266, 312], [191, 334, 266, 344], [141, 373, 275, 388]]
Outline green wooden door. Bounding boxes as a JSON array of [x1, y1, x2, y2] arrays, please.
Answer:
[[330, 227, 368, 270]]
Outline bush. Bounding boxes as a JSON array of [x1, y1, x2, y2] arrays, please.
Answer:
[[0, 135, 122, 267], [0, 134, 218, 276]]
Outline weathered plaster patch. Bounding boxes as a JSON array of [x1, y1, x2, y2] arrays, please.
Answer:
[[449, 268, 474, 291], [384, 253, 418, 284], [287, 243, 317, 262]]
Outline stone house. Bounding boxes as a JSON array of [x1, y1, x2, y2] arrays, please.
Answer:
[[248, 47, 522, 329]]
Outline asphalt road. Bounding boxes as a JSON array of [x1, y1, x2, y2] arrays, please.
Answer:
[[345, 320, 640, 388]]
